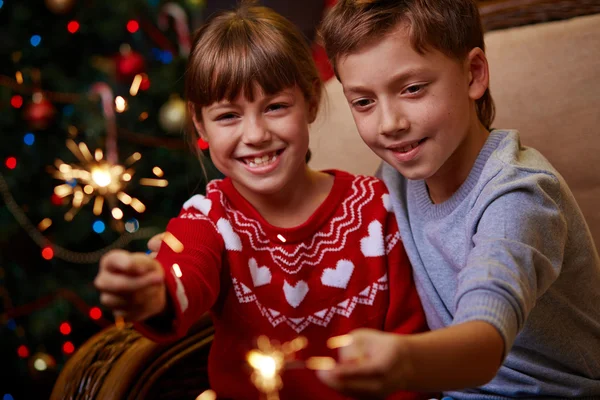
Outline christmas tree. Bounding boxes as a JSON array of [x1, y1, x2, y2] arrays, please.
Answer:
[[0, 0, 216, 398]]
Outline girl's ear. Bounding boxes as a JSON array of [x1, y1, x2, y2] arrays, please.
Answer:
[[188, 102, 208, 142], [466, 47, 489, 101], [307, 79, 322, 124]]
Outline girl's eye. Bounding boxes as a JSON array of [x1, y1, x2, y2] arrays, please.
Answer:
[[266, 103, 287, 112], [216, 113, 236, 121], [351, 98, 374, 109]]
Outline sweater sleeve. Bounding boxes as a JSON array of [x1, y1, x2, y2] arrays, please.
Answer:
[[454, 170, 567, 354], [384, 211, 428, 335], [134, 212, 224, 342]]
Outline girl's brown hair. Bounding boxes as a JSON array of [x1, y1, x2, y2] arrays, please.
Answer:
[[319, 0, 495, 129], [185, 2, 322, 121]]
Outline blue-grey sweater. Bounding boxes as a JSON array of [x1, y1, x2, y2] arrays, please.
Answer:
[[379, 130, 600, 399]]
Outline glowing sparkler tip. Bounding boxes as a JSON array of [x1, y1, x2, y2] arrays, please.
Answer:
[[196, 390, 217, 400], [327, 334, 353, 349], [91, 167, 112, 187]]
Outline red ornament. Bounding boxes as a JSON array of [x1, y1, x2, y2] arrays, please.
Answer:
[[115, 49, 145, 83], [22, 96, 56, 130]]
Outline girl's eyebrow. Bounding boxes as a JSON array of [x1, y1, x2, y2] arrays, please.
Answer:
[[205, 101, 234, 112]]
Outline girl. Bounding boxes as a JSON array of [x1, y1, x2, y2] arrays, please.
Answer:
[[94, 4, 429, 400]]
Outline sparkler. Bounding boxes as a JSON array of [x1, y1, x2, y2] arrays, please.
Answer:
[[49, 82, 168, 223], [246, 335, 337, 400]]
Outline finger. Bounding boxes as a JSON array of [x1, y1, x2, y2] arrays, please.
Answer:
[[129, 252, 164, 275], [99, 292, 129, 310], [101, 251, 162, 277], [95, 269, 164, 293], [147, 233, 165, 253], [100, 250, 137, 275]]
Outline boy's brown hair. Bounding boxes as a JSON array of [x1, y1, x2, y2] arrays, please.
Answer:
[[320, 0, 495, 129]]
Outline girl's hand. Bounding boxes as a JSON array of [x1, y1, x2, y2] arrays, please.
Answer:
[[94, 249, 166, 322], [317, 328, 411, 398], [147, 232, 165, 258]]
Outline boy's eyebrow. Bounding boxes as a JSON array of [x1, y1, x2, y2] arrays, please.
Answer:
[[343, 68, 429, 95]]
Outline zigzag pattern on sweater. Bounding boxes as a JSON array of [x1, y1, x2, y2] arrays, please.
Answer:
[[206, 175, 381, 275]]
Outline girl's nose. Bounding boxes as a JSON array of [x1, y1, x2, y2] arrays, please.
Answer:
[[242, 118, 272, 145]]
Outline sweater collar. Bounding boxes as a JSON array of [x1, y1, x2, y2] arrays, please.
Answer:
[[410, 129, 509, 219], [218, 170, 354, 243]]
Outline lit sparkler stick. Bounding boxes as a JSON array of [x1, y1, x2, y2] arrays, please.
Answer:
[[162, 232, 184, 253]]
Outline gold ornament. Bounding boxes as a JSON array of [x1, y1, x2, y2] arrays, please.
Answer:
[[45, 0, 76, 14], [159, 94, 187, 134]]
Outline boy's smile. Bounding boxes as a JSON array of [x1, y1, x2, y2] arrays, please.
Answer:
[[337, 22, 489, 203]]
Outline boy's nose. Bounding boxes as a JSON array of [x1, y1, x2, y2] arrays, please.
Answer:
[[379, 104, 409, 137]]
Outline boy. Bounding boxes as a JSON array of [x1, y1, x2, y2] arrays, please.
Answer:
[[316, 0, 600, 398]]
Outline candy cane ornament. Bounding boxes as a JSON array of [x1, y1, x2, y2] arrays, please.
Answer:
[[89, 82, 118, 165], [158, 2, 191, 57]]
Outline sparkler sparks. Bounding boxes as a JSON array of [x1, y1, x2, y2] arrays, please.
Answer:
[[246, 335, 336, 399], [50, 139, 168, 222]]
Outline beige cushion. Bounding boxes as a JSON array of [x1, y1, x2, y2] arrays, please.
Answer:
[[309, 13, 600, 249], [486, 13, 600, 250]]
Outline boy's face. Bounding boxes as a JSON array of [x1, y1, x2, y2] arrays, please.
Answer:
[[337, 23, 486, 184]]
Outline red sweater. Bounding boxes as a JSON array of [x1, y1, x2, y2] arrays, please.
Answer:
[[138, 170, 429, 400]]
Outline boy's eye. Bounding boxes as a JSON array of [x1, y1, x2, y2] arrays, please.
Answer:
[[404, 84, 425, 95]]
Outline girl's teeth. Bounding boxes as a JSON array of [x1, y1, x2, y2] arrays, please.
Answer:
[[247, 152, 278, 167]]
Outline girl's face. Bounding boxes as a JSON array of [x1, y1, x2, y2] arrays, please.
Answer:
[[195, 85, 317, 200]]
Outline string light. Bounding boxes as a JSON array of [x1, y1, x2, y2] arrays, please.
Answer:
[[89, 307, 102, 320], [5, 157, 17, 170], [115, 96, 127, 112], [41, 246, 54, 260], [92, 220, 106, 233], [62, 341, 75, 355], [127, 20, 140, 33], [23, 133, 35, 146], [130, 74, 143, 96], [10, 95, 23, 108], [67, 21, 80, 34], [59, 322, 71, 335], [17, 345, 29, 358], [30, 35, 42, 47]]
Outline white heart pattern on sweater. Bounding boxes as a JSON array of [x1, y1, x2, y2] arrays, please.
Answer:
[[361, 220, 385, 257], [183, 194, 212, 216], [382, 193, 391, 212], [248, 258, 272, 287], [283, 280, 309, 308], [321, 259, 355, 289], [217, 218, 242, 251]]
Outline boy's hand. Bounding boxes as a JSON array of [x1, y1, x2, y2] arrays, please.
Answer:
[[95, 249, 166, 322], [317, 328, 410, 398], [147, 232, 165, 258]]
